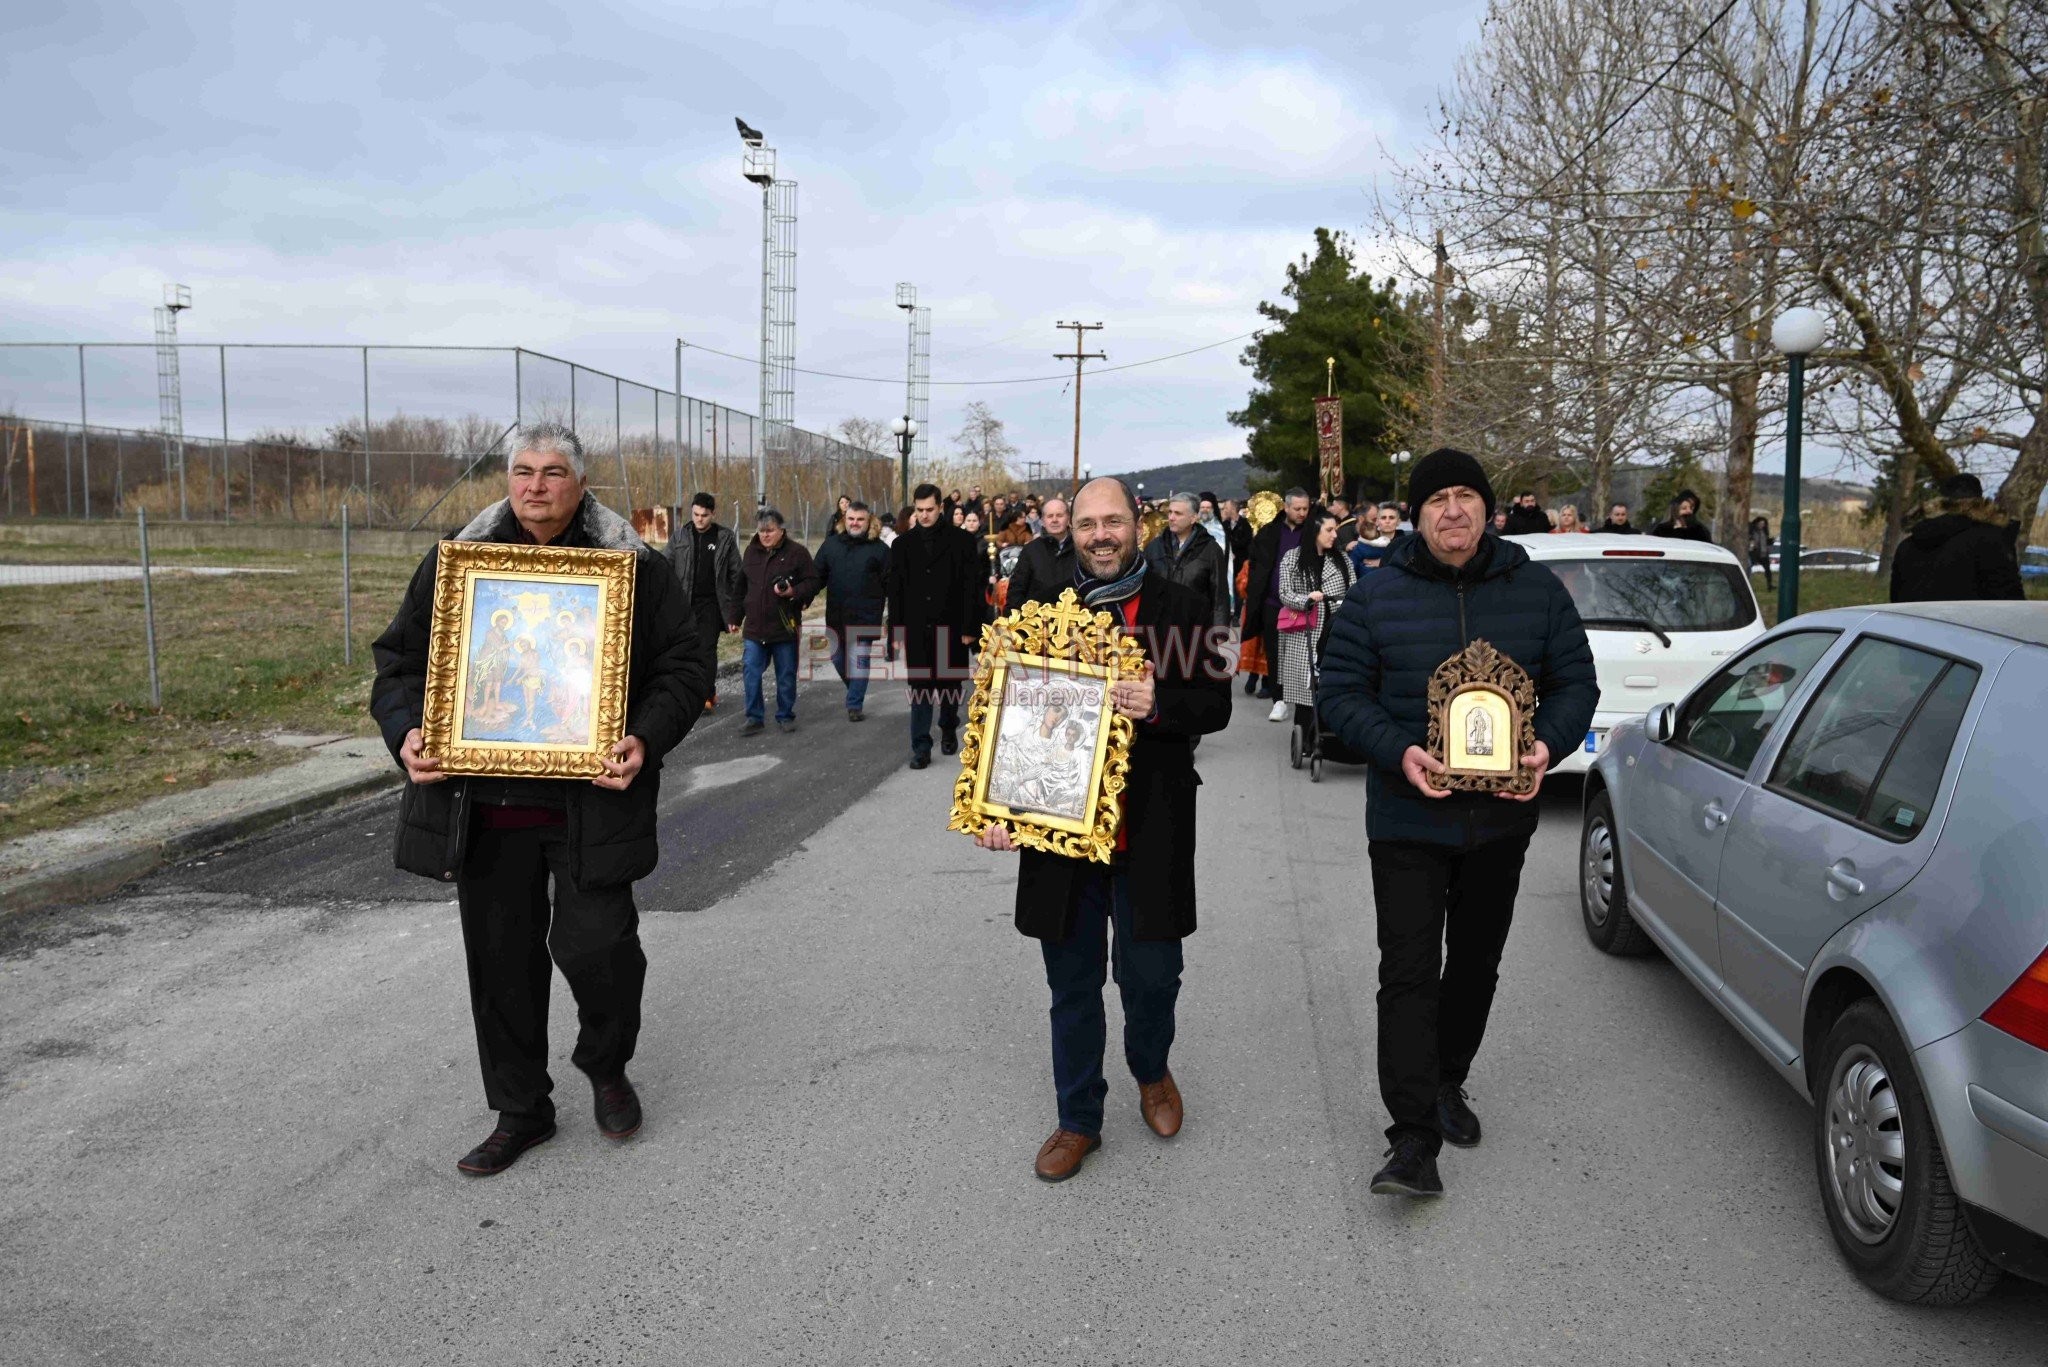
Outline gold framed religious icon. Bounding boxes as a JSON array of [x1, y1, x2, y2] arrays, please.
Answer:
[[419, 540, 636, 778], [1425, 640, 1539, 795], [948, 589, 1146, 862]]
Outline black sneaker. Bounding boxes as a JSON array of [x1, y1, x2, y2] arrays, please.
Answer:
[[457, 1122, 556, 1176], [594, 1074, 642, 1140], [1243, 676, 1258, 696], [847, 708, 864, 723], [1436, 1084, 1481, 1148], [908, 753, 931, 770], [1369, 1134, 1443, 1197], [740, 719, 765, 736], [940, 731, 958, 756], [777, 718, 798, 734]]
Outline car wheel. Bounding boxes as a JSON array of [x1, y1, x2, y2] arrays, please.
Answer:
[[1289, 728, 1303, 770], [1580, 791, 1652, 956], [1812, 999, 1999, 1305]]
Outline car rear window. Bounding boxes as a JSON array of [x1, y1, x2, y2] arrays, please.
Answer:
[[1547, 557, 1757, 632]]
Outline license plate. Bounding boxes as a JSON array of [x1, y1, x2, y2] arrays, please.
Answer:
[[1584, 729, 1606, 754]]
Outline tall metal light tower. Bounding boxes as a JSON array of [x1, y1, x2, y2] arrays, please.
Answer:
[[895, 283, 931, 476], [154, 283, 192, 520], [738, 119, 796, 509]]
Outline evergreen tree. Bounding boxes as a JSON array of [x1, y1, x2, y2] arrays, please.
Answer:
[[1230, 229, 1419, 496]]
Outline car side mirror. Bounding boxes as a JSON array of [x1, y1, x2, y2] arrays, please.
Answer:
[[1645, 702, 1677, 745]]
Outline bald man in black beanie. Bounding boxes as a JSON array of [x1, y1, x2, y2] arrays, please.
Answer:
[[1316, 448, 1597, 1198]]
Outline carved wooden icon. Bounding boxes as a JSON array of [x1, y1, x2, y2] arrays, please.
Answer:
[[1425, 639, 1539, 794]]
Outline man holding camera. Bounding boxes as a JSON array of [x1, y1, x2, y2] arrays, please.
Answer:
[[739, 507, 820, 735]]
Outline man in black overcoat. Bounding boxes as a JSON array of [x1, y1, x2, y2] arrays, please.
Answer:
[[883, 482, 982, 769], [371, 423, 711, 1177], [1142, 492, 1230, 628], [1004, 494, 1074, 608], [975, 477, 1233, 1182]]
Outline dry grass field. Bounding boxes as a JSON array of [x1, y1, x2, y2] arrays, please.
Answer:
[[0, 541, 744, 838]]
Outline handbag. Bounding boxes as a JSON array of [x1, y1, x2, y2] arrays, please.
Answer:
[[1276, 604, 1313, 633]]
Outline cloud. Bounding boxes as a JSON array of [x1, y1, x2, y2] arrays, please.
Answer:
[[0, 2, 1462, 475]]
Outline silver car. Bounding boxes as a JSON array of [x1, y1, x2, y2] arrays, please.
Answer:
[[1580, 602, 2048, 1304]]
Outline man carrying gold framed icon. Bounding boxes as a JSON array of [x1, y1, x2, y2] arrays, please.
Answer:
[[973, 477, 1233, 1183], [371, 422, 712, 1177], [1316, 448, 1596, 1200]]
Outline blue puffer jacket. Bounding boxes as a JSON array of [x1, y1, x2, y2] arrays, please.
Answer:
[[1317, 531, 1598, 848]]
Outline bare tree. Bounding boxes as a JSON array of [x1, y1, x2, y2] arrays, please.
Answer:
[[951, 401, 1021, 470], [834, 416, 893, 456]]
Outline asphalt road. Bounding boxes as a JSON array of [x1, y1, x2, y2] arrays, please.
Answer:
[[3, 682, 2045, 1365]]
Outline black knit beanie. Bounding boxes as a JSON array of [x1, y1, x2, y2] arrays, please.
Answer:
[[1406, 447, 1495, 518]]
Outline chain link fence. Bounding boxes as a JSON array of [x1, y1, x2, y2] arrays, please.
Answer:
[[0, 343, 898, 542]]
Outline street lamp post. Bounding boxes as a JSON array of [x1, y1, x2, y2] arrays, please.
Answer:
[[1389, 449, 1412, 503], [1771, 307, 1828, 623], [891, 416, 919, 510]]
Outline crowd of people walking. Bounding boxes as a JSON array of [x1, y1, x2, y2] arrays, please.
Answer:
[[370, 421, 2025, 1198]]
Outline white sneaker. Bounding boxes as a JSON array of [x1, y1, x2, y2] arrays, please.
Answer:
[[1268, 700, 1289, 723]]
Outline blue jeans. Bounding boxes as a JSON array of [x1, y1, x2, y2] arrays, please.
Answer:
[[829, 626, 878, 713], [743, 638, 797, 724], [1040, 866, 1183, 1137]]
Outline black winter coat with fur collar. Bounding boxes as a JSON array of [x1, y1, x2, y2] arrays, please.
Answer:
[[370, 494, 712, 889]]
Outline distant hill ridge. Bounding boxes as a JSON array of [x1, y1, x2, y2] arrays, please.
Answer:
[[1086, 459, 1873, 511]]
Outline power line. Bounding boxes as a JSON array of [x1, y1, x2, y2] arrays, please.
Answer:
[[677, 329, 1259, 388]]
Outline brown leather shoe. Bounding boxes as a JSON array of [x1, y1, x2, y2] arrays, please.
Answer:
[[1139, 1071, 1183, 1138], [1033, 1128, 1101, 1182]]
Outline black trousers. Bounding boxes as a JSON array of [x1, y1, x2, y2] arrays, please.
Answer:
[[690, 598, 726, 700], [909, 681, 962, 759], [456, 820, 646, 1130], [1368, 829, 1533, 1151]]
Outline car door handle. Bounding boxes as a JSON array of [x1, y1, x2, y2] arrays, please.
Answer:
[[1826, 862, 1865, 898], [1701, 799, 1730, 831]]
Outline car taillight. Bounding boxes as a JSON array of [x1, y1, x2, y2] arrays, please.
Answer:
[[1983, 948, 2048, 1050], [1602, 549, 1665, 557]]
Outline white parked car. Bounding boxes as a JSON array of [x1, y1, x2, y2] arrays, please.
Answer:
[[1509, 533, 1767, 773]]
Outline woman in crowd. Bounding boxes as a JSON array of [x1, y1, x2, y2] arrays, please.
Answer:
[[1275, 509, 1355, 745], [1553, 504, 1587, 533]]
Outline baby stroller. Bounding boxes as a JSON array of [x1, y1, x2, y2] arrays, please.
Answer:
[[1288, 611, 1370, 783]]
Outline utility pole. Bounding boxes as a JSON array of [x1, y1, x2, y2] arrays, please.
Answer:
[[1054, 321, 1105, 488], [1430, 230, 1449, 452]]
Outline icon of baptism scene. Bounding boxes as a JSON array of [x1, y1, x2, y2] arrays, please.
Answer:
[[460, 577, 603, 747], [984, 667, 1107, 824]]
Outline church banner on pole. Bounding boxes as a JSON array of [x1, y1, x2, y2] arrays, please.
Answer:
[[1313, 395, 1343, 505]]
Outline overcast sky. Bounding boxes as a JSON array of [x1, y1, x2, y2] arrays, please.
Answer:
[[0, 0, 1503, 475]]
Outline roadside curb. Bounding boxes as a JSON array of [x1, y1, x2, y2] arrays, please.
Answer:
[[0, 766, 402, 922], [0, 655, 748, 923]]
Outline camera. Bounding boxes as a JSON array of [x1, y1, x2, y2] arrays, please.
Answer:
[[772, 574, 794, 595]]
